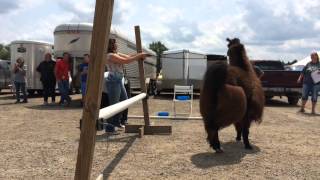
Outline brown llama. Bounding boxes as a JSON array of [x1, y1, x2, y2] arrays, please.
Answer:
[[200, 38, 264, 153]]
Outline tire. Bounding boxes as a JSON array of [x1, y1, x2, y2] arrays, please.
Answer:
[[27, 90, 35, 96], [37, 90, 43, 95], [288, 96, 299, 105], [265, 96, 273, 101]]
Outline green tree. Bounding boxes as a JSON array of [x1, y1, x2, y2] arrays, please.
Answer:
[[148, 41, 168, 74], [0, 44, 10, 60]]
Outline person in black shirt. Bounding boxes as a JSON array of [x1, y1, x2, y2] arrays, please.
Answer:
[[36, 53, 56, 105]]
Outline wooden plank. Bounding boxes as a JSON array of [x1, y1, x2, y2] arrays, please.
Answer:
[[125, 124, 172, 135], [125, 124, 144, 133], [144, 126, 172, 135], [74, 1, 114, 180], [139, 127, 144, 138], [134, 26, 150, 126]]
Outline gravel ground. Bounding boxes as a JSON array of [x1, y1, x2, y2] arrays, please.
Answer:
[[0, 90, 319, 180]]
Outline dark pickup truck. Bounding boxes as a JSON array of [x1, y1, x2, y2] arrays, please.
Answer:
[[252, 60, 302, 105]]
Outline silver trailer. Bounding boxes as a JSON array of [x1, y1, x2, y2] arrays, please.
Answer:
[[157, 49, 207, 93], [0, 59, 11, 92], [10, 40, 53, 95], [53, 23, 157, 94]]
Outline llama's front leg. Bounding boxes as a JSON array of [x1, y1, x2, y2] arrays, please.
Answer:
[[242, 127, 252, 149], [207, 130, 223, 153]]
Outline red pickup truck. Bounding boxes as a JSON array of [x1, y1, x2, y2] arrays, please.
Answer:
[[252, 60, 302, 105]]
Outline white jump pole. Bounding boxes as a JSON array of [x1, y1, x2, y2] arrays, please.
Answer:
[[99, 93, 146, 120], [128, 115, 202, 120]]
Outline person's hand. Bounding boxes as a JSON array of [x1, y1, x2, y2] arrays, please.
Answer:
[[140, 52, 152, 60]]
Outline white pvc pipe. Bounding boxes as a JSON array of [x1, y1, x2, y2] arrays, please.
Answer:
[[98, 93, 146, 119], [128, 115, 202, 120]]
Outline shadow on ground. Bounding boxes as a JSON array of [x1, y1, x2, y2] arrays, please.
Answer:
[[191, 141, 260, 168], [95, 134, 138, 180], [26, 99, 82, 110], [265, 99, 299, 107]]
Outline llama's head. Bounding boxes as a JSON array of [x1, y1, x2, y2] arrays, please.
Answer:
[[226, 38, 249, 71]]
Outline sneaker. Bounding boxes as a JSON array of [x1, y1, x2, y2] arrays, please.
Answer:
[[299, 108, 305, 113], [43, 101, 48, 105], [22, 100, 28, 103], [105, 124, 117, 133]]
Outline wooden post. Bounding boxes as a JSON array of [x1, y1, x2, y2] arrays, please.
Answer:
[[74, 1, 114, 180], [134, 26, 150, 126]]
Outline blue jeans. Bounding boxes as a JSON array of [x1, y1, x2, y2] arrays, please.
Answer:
[[14, 82, 27, 102], [302, 83, 320, 102], [81, 81, 86, 97], [106, 73, 128, 126], [58, 80, 71, 103]]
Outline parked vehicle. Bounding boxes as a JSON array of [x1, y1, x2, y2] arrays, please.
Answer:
[[252, 60, 302, 105], [10, 40, 53, 95], [157, 49, 207, 93], [54, 23, 157, 95], [0, 59, 11, 92]]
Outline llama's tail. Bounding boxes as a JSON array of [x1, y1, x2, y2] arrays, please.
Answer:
[[200, 62, 228, 117]]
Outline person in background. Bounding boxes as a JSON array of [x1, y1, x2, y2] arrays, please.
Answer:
[[36, 53, 56, 105], [297, 52, 320, 114], [105, 38, 150, 131], [13, 58, 28, 103], [55, 52, 72, 106], [79, 54, 90, 105]]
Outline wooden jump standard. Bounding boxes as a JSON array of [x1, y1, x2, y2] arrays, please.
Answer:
[[123, 26, 171, 136], [75, 1, 114, 180], [75, 1, 170, 179]]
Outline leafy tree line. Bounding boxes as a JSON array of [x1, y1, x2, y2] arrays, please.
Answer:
[[0, 44, 10, 60], [148, 41, 168, 74]]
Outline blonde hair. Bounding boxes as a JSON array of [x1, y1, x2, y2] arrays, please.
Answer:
[[311, 52, 319, 63]]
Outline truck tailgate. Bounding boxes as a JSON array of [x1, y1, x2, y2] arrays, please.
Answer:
[[260, 70, 302, 88]]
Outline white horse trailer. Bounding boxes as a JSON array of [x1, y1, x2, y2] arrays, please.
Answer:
[[10, 40, 53, 95], [157, 49, 207, 93], [53, 23, 157, 95]]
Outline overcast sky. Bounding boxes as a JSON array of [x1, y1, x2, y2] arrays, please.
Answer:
[[0, 0, 319, 61]]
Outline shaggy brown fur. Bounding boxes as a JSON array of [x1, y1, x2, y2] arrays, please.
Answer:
[[200, 38, 264, 153]]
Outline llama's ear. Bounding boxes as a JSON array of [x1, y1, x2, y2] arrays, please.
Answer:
[[226, 38, 231, 42]]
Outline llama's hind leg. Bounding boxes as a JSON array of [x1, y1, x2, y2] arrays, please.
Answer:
[[242, 126, 252, 150], [207, 129, 223, 153], [234, 122, 242, 141]]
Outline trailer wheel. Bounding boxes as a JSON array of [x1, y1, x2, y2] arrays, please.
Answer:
[[288, 96, 299, 105], [27, 90, 35, 96], [37, 90, 43, 95]]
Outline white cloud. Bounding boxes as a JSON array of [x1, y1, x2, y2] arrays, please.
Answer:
[[0, 0, 319, 61]]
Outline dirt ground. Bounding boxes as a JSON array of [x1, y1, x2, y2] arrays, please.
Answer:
[[0, 90, 320, 180]]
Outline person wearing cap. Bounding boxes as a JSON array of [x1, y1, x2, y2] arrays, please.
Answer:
[[297, 52, 320, 114], [79, 54, 90, 105]]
